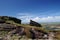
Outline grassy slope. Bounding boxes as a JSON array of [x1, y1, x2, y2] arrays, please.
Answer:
[[0, 16, 60, 39]]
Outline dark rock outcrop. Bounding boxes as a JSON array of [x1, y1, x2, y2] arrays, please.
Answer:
[[0, 16, 21, 24], [30, 20, 42, 27], [8, 16, 21, 24], [0, 20, 5, 24]]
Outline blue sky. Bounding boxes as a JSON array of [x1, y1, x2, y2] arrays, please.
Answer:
[[0, 0, 60, 23]]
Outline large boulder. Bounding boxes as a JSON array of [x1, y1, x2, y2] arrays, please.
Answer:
[[0, 16, 21, 24], [30, 20, 42, 27]]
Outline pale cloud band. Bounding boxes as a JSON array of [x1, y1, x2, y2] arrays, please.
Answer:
[[17, 13, 60, 23], [33, 16, 60, 22]]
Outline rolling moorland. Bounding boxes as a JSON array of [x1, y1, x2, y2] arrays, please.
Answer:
[[0, 16, 60, 40]]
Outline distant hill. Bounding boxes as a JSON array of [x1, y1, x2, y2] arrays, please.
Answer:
[[0, 16, 21, 24]]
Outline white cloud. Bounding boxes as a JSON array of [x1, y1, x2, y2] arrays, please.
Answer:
[[32, 16, 60, 23], [17, 13, 60, 23], [32, 17, 40, 22], [17, 13, 34, 23]]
